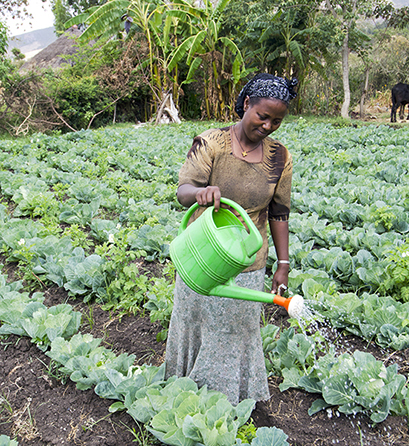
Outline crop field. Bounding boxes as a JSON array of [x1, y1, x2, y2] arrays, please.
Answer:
[[0, 120, 408, 446]]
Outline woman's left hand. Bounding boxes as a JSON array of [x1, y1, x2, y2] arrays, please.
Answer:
[[271, 263, 289, 296]]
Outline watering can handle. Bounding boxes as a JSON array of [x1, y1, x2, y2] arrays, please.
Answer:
[[178, 197, 262, 258]]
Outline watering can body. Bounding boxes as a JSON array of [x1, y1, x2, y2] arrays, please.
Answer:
[[170, 197, 262, 296], [170, 198, 304, 317]]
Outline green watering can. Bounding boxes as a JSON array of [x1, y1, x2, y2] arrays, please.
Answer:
[[170, 197, 304, 318]]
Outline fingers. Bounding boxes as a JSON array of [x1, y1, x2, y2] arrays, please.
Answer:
[[272, 283, 287, 296], [212, 188, 221, 211], [196, 186, 221, 210], [271, 280, 278, 295], [271, 272, 288, 296]]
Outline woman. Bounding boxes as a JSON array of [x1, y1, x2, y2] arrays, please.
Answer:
[[165, 73, 297, 405]]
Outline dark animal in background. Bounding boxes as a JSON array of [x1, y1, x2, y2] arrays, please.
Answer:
[[399, 104, 406, 120], [391, 82, 409, 122]]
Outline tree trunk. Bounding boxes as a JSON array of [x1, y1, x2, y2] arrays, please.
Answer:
[[341, 34, 350, 119], [155, 93, 181, 124], [359, 66, 370, 118]]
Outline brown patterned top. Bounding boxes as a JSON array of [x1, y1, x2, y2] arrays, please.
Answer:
[[179, 126, 292, 271]]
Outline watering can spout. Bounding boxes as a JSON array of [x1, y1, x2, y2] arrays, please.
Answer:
[[210, 280, 305, 319]]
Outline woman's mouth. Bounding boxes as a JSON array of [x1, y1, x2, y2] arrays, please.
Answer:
[[256, 128, 268, 137]]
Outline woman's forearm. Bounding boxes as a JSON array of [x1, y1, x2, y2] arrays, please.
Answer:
[[269, 220, 289, 261], [269, 220, 290, 293], [177, 184, 202, 207]]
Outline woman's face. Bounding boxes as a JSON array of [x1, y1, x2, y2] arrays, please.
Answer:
[[241, 96, 288, 143]]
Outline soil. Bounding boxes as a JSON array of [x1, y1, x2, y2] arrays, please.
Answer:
[[0, 276, 408, 446]]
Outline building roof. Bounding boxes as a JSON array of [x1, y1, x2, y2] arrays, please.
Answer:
[[20, 27, 83, 71]]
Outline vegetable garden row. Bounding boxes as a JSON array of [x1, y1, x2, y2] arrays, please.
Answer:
[[0, 120, 408, 445]]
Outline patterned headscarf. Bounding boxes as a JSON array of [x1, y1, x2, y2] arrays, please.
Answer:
[[235, 73, 298, 118]]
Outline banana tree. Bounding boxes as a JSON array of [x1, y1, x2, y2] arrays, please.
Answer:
[[166, 0, 247, 120], [65, 0, 181, 110], [148, 4, 190, 108]]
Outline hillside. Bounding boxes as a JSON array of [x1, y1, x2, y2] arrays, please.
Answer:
[[7, 27, 57, 59], [394, 0, 409, 7]]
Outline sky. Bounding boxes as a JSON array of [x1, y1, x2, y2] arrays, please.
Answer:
[[6, 0, 55, 36]]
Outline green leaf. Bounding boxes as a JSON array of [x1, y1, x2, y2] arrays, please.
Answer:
[[182, 57, 202, 85], [279, 367, 303, 392], [182, 415, 202, 442], [109, 401, 125, 413], [234, 399, 255, 426], [251, 426, 289, 446], [127, 398, 158, 424], [307, 399, 331, 416], [205, 398, 233, 428], [187, 31, 206, 64], [298, 376, 322, 394], [322, 375, 356, 407]]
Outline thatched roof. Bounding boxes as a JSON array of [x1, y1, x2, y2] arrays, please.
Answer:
[[20, 27, 84, 71]]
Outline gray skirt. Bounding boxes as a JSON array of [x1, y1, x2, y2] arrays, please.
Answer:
[[165, 269, 270, 406]]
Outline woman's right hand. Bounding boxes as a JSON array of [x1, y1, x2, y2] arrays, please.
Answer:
[[177, 184, 221, 210], [195, 186, 221, 211]]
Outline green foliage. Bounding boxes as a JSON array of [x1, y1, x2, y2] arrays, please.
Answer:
[[11, 47, 25, 61], [143, 262, 175, 341], [370, 205, 395, 231], [306, 287, 409, 350], [104, 265, 150, 314], [45, 330, 269, 446], [19, 304, 81, 351], [47, 333, 136, 390], [235, 427, 289, 446], [263, 325, 317, 378], [128, 378, 256, 446], [52, 0, 73, 35], [0, 264, 264, 444], [0, 279, 81, 351], [63, 250, 106, 301], [0, 21, 8, 59], [95, 227, 146, 310], [62, 223, 94, 251], [0, 434, 19, 446], [59, 198, 101, 226], [262, 324, 408, 423], [382, 243, 409, 302], [236, 419, 257, 444], [12, 188, 60, 229], [47, 72, 111, 130], [302, 350, 408, 423], [102, 259, 175, 332]]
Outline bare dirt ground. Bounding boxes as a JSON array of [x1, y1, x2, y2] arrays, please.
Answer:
[[351, 102, 409, 125], [0, 280, 408, 446]]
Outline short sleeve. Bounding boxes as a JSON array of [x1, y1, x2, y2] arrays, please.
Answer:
[[179, 135, 214, 188], [268, 151, 292, 221]]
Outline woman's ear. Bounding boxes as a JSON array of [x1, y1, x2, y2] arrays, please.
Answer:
[[243, 96, 250, 112]]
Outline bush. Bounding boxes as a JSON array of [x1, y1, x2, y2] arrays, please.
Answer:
[[47, 72, 111, 130]]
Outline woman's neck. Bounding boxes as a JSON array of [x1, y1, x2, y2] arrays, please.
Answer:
[[231, 125, 263, 162]]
